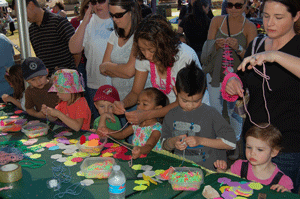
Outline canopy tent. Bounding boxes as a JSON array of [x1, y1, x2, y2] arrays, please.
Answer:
[[0, 0, 8, 7]]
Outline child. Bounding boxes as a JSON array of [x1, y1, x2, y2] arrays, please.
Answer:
[[161, 61, 236, 171], [99, 87, 169, 159], [2, 64, 26, 110], [41, 69, 91, 131], [214, 124, 294, 192], [92, 85, 122, 131], [21, 57, 59, 118]]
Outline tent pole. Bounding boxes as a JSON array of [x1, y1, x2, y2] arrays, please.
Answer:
[[15, 0, 31, 60]]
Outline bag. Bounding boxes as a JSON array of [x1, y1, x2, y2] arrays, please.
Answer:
[[233, 36, 267, 117]]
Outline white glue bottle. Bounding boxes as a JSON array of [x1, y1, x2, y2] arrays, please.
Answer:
[[108, 165, 126, 199]]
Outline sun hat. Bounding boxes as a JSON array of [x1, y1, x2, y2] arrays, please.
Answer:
[[93, 85, 120, 103], [21, 57, 48, 81], [48, 69, 85, 93]]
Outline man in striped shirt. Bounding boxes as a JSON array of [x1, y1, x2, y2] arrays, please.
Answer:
[[26, 0, 76, 75]]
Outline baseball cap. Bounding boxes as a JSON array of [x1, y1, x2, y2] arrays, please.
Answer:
[[21, 57, 48, 81], [93, 85, 120, 103]]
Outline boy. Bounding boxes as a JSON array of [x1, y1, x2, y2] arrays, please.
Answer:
[[93, 85, 121, 131], [162, 61, 236, 171], [21, 57, 59, 118]]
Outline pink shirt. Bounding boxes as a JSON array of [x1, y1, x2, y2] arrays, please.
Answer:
[[231, 159, 294, 191], [55, 97, 91, 130]]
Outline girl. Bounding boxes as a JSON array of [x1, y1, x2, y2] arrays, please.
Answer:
[[214, 124, 293, 192], [99, 87, 169, 159], [41, 69, 91, 131], [2, 64, 26, 110], [113, 14, 209, 125]]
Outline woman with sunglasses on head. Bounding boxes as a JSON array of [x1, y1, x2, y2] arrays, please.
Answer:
[[69, 0, 114, 119], [201, 0, 257, 160], [224, 0, 300, 193]]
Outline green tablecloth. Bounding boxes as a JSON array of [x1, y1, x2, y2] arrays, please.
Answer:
[[0, 105, 299, 199]]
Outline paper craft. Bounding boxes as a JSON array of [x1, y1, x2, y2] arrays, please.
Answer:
[[49, 146, 60, 151], [14, 110, 23, 114], [104, 143, 113, 148], [25, 152, 33, 157], [142, 174, 157, 185], [88, 134, 99, 141], [77, 171, 84, 176], [220, 186, 231, 193], [134, 180, 150, 186], [154, 170, 165, 175], [57, 143, 67, 149], [2, 125, 22, 132], [0, 133, 8, 136], [0, 116, 8, 119], [30, 154, 41, 159], [57, 138, 70, 145], [202, 185, 220, 199], [143, 170, 156, 177], [63, 132, 73, 136], [10, 115, 19, 119], [88, 139, 98, 147], [64, 160, 77, 167], [69, 139, 78, 144], [62, 149, 76, 155], [56, 157, 67, 163], [102, 152, 113, 157], [80, 135, 86, 145], [23, 139, 38, 146], [51, 154, 62, 159], [73, 152, 90, 158], [71, 157, 83, 163], [248, 182, 263, 190], [45, 143, 57, 148], [141, 165, 153, 171], [80, 179, 94, 186], [35, 148, 45, 152], [132, 164, 142, 170], [133, 184, 148, 191]]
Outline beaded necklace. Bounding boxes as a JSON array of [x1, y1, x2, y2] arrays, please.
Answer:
[[150, 62, 172, 95]]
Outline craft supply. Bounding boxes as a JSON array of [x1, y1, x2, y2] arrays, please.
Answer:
[[0, 185, 13, 191], [22, 123, 49, 138], [19, 159, 46, 169], [0, 163, 22, 183], [0, 151, 23, 165], [80, 157, 115, 179], [202, 185, 221, 199], [77, 137, 107, 155]]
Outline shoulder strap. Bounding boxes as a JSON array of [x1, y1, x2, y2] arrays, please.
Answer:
[[226, 15, 231, 37], [269, 171, 284, 186], [240, 161, 249, 179]]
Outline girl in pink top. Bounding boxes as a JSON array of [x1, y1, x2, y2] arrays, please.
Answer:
[[214, 124, 293, 192], [41, 69, 91, 131]]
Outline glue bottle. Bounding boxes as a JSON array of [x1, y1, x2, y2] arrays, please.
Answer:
[[108, 165, 126, 199]]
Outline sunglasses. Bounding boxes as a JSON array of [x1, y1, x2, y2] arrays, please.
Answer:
[[90, 0, 106, 5], [227, 2, 244, 9], [109, 10, 129, 19]]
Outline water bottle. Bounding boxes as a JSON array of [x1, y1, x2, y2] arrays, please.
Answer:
[[108, 165, 126, 199]]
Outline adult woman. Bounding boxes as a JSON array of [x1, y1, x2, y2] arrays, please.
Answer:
[[113, 15, 209, 125], [69, 0, 114, 118], [178, 0, 211, 59], [224, 0, 300, 193], [201, 0, 257, 152], [70, 0, 90, 30]]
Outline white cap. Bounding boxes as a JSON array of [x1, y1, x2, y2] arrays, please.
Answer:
[[113, 165, 120, 171]]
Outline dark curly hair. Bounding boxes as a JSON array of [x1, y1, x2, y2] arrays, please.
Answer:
[[4, 64, 25, 100], [134, 14, 180, 70], [109, 0, 141, 39]]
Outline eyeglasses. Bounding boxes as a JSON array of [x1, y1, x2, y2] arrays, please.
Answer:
[[90, 0, 106, 5], [227, 2, 244, 9], [109, 10, 129, 19]]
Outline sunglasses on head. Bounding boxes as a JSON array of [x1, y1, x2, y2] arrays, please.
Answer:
[[227, 2, 244, 9], [109, 10, 129, 18], [90, 0, 106, 5]]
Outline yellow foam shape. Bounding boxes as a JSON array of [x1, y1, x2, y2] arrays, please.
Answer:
[[134, 180, 150, 186], [73, 152, 89, 158], [235, 197, 248, 199], [67, 156, 75, 161], [19, 139, 28, 143], [142, 174, 157, 185], [133, 185, 147, 191], [69, 139, 78, 144], [88, 139, 99, 147], [40, 142, 50, 147], [64, 160, 77, 166], [30, 154, 41, 159], [248, 182, 263, 190], [77, 171, 84, 176], [154, 170, 165, 175], [219, 186, 230, 193], [102, 152, 113, 157], [0, 116, 8, 119], [111, 143, 120, 148], [131, 164, 142, 170]]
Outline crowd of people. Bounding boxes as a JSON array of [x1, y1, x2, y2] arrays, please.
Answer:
[[0, 0, 300, 195]]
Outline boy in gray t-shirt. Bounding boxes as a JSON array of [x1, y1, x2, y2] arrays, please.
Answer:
[[162, 61, 236, 171]]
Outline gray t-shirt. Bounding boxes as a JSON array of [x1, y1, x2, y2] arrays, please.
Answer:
[[162, 104, 236, 171]]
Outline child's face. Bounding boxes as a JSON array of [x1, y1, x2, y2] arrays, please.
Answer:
[[94, 100, 114, 115], [137, 92, 158, 111], [246, 136, 279, 166], [27, 76, 48, 89], [137, 38, 156, 63], [175, 90, 203, 112], [57, 93, 72, 103]]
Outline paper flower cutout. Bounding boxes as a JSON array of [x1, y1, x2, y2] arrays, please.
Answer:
[[80, 135, 86, 145], [132, 164, 142, 170], [133, 185, 147, 191], [64, 160, 77, 167], [88, 134, 99, 141], [71, 157, 83, 163], [14, 110, 23, 114], [49, 146, 60, 151], [30, 154, 41, 159], [102, 152, 113, 157], [248, 182, 263, 190]]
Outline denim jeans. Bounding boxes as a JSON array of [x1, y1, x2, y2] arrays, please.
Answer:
[[207, 74, 243, 141], [272, 152, 300, 194]]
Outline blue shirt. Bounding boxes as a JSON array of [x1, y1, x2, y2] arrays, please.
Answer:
[[0, 34, 14, 97]]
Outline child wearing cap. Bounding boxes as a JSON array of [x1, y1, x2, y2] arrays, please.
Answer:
[[22, 57, 59, 118], [92, 85, 121, 131], [41, 69, 91, 131]]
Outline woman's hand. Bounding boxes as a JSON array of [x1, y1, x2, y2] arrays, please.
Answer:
[[213, 160, 228, 172], [215, 38, 226, 49], [125, 110, 148, 125], [225, 37, 239, 50], [238, 51, 277, 72], [81, 3, 93, 25], [113, 101, 126, 115], [1, 94, 11, 103], [225, 78, 244, 98]]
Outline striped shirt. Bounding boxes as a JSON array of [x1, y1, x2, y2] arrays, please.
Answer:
[[29, 10, 76, 75]]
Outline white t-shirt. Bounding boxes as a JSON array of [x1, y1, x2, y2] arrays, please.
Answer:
[[20, 92, 26, 111], [108, 31, 151, 100], [135, 43, 210, 104], [83, 14, 114, 89]]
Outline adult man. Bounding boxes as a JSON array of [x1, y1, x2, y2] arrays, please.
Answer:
[[0, 33, 14, 98], [26, 0, 76, 75]]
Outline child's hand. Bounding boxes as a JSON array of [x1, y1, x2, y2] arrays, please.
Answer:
[[1, 94, 11, 103], [184, 136, 201, 147], [41, 104, 48, 115], [132, 146, 141, 159], [214, 160, 228, 172], [113, 101, 125, 115], [100, 113, 116, 123], [45, 107, 60, 117], [96, 127, 110, 137], [270, 184, 290, 193], [175, 134, 187, 151]]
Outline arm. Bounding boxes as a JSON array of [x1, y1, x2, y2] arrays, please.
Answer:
[[184, 136, 234, 150], [100, 45, 137, 79], [2, 94, 22, 110], [26, 108, 46, 119], [132, 130, 161, 159], [100, 125, 134, 140], [207, 16, 225, 50], [69, 4, 93, 54]]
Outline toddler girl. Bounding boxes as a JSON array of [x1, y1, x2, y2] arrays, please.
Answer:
[[99, 87, 169, 159], [2, 64, 26, 110], [41, 69, 91, 131], [214, 124, 293, 192]]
